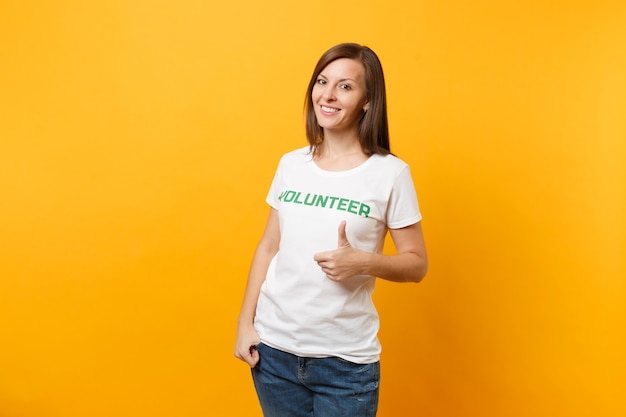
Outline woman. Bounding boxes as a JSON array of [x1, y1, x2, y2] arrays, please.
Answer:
[[234, 43, 427, 417]]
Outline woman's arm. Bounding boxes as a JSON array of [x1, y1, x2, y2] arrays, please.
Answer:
[[314, 221, 427, 283], [234, 207, 280, 367], [370, 222, 428, 282]]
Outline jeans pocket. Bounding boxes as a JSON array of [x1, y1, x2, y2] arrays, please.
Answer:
[[254, 342, 266, 354]]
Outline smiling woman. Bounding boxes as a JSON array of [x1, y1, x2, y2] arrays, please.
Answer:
[[234, 43, 427, 417], [1, 2, 624, 416], [304, 43, 391, 159], [312, 58, 370, 136]]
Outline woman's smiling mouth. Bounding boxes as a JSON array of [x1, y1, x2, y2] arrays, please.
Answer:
[[321, 105, 340, 113]]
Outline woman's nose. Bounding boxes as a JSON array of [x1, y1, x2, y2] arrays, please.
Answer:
[[323, 86, 336, 101]]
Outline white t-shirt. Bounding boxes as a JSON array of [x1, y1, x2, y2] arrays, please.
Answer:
[[254, 146, 422, 364]]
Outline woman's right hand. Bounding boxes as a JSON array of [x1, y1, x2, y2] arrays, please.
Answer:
[[234, 324, 261, 368], [234, 208, 279, 368]]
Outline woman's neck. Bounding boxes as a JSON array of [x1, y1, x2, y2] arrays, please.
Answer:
[[313, 133, 368, 171], [316, 129, 363, 157]]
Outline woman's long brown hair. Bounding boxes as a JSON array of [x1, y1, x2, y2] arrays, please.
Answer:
[[304, 43, 391, 156]]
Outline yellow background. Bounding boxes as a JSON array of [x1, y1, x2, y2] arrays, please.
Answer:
[[1, 1, 624, 416]]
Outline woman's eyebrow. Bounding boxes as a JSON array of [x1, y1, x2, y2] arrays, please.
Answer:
[[318, 73, 356, 83]]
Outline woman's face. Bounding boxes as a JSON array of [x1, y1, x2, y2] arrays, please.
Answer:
[[311, 58, 369, 135]]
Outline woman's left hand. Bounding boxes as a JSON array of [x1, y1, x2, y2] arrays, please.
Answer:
[[313, 221, 368, 282]]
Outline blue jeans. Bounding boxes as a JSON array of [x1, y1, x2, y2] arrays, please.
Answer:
[[251, 343, 380, 417]]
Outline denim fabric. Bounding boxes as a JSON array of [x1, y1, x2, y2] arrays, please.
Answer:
[[252, 343, 380, 417]]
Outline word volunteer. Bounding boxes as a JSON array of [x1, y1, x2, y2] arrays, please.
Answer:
[[278, 189, 371, 218]]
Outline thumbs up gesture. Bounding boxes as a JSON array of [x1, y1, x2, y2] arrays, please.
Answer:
[[313, 221, 365, 282]]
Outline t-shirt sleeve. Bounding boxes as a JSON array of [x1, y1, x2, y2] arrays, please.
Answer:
[[386, 165, 422, 229], [265, 157, 283, 209]]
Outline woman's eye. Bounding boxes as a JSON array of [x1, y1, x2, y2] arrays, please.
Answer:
[[316, 79, 326, 85], [340, 84, 351, 90]]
